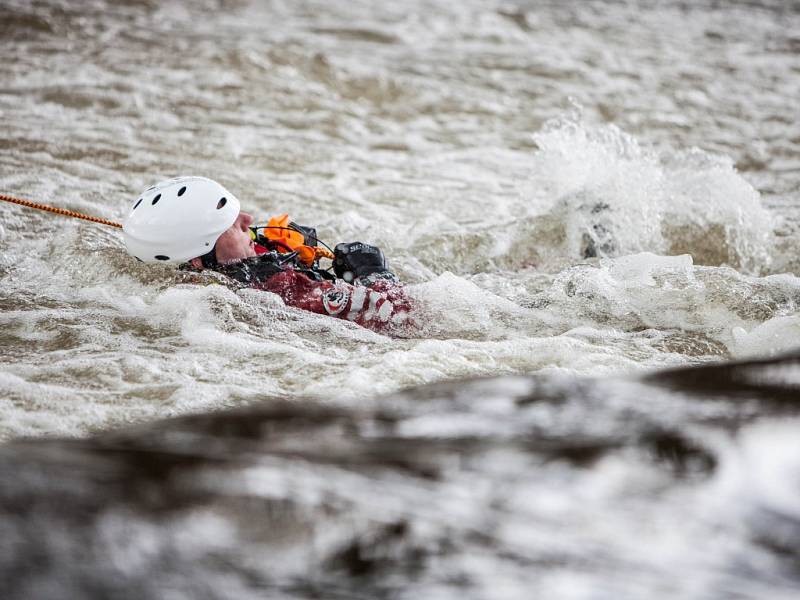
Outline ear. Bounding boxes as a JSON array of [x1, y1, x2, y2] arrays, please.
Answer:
[[189, 257, 203, 270]]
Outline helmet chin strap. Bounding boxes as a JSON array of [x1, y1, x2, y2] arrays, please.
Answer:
[[199, 245, 219, 269]]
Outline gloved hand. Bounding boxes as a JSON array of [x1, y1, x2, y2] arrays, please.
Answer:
[[333, 241, 395, 284]]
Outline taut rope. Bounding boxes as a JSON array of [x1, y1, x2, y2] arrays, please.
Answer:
[[0, 193, 122, 228]]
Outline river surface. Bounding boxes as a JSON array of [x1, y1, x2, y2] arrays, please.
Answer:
[[1, 0, 799, 598]]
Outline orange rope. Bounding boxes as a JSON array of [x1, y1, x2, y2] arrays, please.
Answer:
[[0, 193, 122, 228]]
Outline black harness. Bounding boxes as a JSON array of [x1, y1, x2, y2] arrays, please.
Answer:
[[190, 221, 335, 285], [212, 250, 335, 286]]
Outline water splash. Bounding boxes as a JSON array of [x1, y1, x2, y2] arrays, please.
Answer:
[[528, 109, 775, 273]]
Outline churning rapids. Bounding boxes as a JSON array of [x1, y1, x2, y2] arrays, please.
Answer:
[[1, 0, 799, 598]]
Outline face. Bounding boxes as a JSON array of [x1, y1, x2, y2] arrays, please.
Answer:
[[194, 211, 256, 267]]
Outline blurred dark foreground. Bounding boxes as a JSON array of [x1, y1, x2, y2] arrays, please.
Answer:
[[2, 353, 800, 600]]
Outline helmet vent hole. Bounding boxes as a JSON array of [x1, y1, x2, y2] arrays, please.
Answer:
[[177, 186, 187, 197], [133, 198, 143, 210], [154, 255, 170, 261], [217, 197, 227, 209], [151, 193, 162, 206]]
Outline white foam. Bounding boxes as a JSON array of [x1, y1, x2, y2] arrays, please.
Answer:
[[528, 110, 775, 273], [713, 419, 800, 521], [732, 316, 800, 358]]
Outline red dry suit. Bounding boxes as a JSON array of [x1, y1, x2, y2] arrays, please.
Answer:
[[211, 247, 413, 333], [259, 269, 412, 331]]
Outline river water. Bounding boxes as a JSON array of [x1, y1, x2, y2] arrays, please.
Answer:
[[1, 0, 799, 598]]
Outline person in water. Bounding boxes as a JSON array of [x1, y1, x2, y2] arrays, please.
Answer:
[[122, 176, 411, 331]]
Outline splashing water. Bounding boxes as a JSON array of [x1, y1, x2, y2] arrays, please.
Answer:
[[1, 0, 800, 597], [527, 109, 775, 272]]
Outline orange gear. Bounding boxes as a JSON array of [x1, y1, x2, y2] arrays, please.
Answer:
[[261, 214, 331, 266]]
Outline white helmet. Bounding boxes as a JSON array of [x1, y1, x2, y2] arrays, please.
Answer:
[[123, 176, 241, 263]]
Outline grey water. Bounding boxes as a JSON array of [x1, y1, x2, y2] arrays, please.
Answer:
[[2, 354, 800, 600], [1, 0, 799, 598]]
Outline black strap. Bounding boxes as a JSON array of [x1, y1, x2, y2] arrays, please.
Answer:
[[212, 251, 335, 286], [199, 246, 219, 269]]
